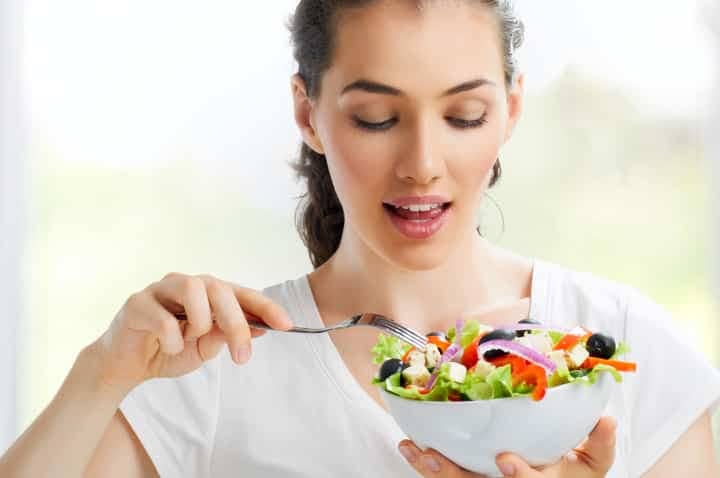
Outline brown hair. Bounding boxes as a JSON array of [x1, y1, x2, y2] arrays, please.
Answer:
[[289, 0, 525, 268]]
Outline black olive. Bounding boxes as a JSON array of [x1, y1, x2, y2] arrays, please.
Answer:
[[426, 331, 448, 341], [478, 329, 516, 359], [516, 317, 542, 337], [378, 358, 405, 382], [586, 333, 616, 359]]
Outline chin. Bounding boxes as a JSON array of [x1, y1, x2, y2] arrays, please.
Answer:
[[380, 241, 454, 272]]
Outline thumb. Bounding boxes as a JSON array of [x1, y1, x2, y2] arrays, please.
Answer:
[[570, 415, 617, 473], [495, 454, 542, 478]]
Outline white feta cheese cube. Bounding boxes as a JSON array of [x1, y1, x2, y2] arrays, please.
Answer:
[[529, 332, 554, 354], [471, 359, 496, 380], [408, 350, 426, 368], [425, 343, 442, 369], [517, 332, 553, 354], [446, 362, 467, 383], [515, 335, 533, 350], [567, 343, 590, 368], [402, 365, 431, 387], [547, 350, 569, 375]]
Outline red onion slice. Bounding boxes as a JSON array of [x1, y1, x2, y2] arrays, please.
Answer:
[[424, 343, 461, 391], [477, 339, 557, 374]]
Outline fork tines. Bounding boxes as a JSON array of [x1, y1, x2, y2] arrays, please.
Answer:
[[373, 316, 427, 350]]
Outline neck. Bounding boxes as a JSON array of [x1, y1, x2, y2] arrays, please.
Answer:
[[308, 227, 532, 333]]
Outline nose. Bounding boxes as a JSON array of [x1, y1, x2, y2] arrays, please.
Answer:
[[394, 119, 445, 185]]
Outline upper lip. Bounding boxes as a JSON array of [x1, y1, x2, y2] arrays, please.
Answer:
[[384, 195, 451, 208]]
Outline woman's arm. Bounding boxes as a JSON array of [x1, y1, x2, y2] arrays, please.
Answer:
[[0, 274, 290, 477], [84, 410, 158, 478], [642, 411, 719, 477], [0, 344, 152, 478]]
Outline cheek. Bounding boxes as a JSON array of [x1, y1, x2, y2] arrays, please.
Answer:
[[449, 129, 504, 190], [318, 119, 390, 210]]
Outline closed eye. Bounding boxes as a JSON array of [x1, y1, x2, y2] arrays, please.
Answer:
[[446, 114, 488, 129], [352, 114, 488, 132], [353, 117, 397, 131]]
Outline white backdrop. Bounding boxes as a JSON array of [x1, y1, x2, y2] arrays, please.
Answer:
[[2, 0, 719, 452], [0, 0, 26, 453]]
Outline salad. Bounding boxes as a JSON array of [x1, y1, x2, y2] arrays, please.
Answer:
[[371, 318, 637, 402]]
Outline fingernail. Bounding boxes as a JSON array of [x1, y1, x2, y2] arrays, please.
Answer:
[[420, 455, 441, 473], [498, 462, 515, 476], [234, 344, 251, 364], [398, 445, 417, 463]]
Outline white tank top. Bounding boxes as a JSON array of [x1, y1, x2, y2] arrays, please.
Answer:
[[119, 259, 720, 477]]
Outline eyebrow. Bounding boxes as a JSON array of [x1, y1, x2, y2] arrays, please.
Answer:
[[340, 78, 496, 97]]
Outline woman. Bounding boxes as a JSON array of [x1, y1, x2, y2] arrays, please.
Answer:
[[2, 1, 719, 477]]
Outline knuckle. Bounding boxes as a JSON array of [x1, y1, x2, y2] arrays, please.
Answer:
[[195, 273, 216, 283], [203, 277, 221, 296], [161, 271, 182, 282], [124, 291, 148, 313], [179, 275, 204, 298]]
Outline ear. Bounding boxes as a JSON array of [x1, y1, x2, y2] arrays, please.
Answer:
[[291, 74, 325, 155], [503, 72, 524, 143]]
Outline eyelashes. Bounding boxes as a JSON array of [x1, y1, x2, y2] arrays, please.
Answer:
[[353, 117, 397, 131], [353, 113, 488, 132]]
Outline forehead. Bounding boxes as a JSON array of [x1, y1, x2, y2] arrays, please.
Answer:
[[324, 0, 505, 95]]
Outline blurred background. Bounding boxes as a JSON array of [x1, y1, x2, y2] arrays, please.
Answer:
[[1, 0, 719, 456]]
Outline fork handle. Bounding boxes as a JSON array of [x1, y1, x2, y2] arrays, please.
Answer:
[[174, 312, 274, 330]]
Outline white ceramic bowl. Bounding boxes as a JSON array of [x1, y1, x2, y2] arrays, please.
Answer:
[[380, 372, 614, 477]]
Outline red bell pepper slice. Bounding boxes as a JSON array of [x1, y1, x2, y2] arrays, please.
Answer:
[[553, 332, 592, 351], [488, 354, 529, 375], [512, 364, 547, 401], [460, 336, 482, 369]]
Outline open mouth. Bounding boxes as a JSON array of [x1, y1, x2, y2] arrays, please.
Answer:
[[382, 201, 453, 239], [382, 202, 452, 221]]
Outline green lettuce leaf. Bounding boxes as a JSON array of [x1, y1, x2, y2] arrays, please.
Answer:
[[446, 327, 456, 343], [485, 364, 513, 398], [460, 320, 481, 348], [371, 334, 412, 365], [548, 330, 565, 346], [611, 341, 631, 360], [564, 364, 623, 387]]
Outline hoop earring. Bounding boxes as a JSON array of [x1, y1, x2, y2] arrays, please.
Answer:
[[475, 191, 506, 239]]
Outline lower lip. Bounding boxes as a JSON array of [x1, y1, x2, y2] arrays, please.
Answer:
[[384, 204, 452, 240]]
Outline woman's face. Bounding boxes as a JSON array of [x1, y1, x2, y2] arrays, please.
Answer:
[[293, 0, 523, 271]]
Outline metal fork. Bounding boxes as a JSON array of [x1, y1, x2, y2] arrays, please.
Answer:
[[174, 312, 427, 351]]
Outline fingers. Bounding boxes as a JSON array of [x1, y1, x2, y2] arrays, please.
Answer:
[[153, 273, 213, 340], [228, 283, 293, 330], [494, 453, 543, 478], [124, 292, 185, 355], [151, 273, 290, 366], [200, 275, 254, 365], [398, 440, 487, 477]]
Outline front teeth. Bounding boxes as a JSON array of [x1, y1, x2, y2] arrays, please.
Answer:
[[399, 203, 442, 212]]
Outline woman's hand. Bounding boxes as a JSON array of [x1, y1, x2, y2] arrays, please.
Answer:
[[90, 272, 293, 393], [398, 416, 617, 478]]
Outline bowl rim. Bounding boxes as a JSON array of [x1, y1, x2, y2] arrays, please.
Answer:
[[378, 372, 615, 406]]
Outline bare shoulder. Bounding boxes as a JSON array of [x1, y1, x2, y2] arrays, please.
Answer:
[[84, 410, 158, 478]]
